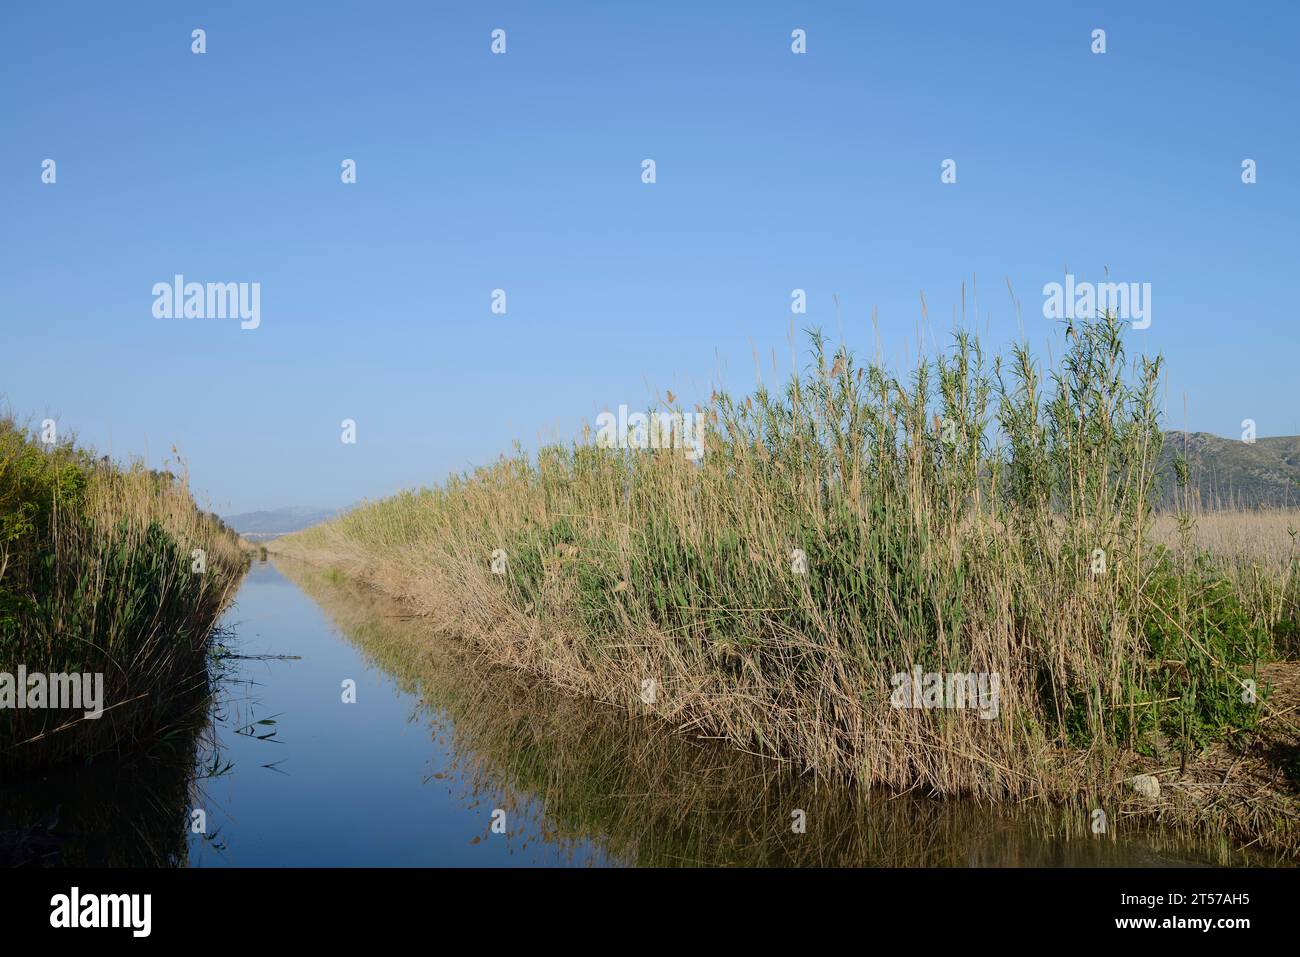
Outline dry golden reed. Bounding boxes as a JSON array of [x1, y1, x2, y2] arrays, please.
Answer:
[[272, 316, 1298, 848]]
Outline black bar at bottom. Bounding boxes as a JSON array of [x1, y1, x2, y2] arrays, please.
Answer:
[[0, 866, 1284, 942]]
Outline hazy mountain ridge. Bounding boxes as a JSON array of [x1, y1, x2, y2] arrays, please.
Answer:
[[223, 506, 341, 540], [1157, 431, 1300, 509]]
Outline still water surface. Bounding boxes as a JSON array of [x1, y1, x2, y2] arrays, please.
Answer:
[[194, 560, 610, 866], [6, 559, 1254, 867]]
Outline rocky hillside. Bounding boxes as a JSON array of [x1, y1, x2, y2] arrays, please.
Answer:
[[1157, 432, 1300, 509]]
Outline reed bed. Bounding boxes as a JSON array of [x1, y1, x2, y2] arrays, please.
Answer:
[[0, 417, 247, 768], [272, 315, 1299, 846], [281, 556, 1272, 867]]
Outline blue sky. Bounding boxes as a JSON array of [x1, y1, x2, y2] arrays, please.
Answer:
[[2, 1, 1297, 514]]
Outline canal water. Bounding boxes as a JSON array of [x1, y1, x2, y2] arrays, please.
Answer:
[[3, 559, 1256, 867]]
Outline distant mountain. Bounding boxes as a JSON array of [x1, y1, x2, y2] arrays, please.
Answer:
[[222, 506, 340, 540], [1157, 432, 1300, 509]]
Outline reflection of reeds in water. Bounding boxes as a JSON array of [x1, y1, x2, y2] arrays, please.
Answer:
[[279, 557, 1257, 867], [1, 631, 250, 867], [0, 716, 208, 867]]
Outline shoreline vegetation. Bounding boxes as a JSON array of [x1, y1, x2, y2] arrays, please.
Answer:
[[271, 315, 1300, 859], [0, 416, 247, 770], [277, 554, 1273, 866]]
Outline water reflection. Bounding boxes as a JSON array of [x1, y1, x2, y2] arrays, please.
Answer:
[[0, 721, 207, 867]]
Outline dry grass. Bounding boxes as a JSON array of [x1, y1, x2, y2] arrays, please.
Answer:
[[1154, 508, 1300, 570], [271, 317, 1300, 854], [281, 556, 1274, 866]]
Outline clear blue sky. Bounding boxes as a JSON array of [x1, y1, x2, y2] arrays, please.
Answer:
[[2, 1, 1297, 514]]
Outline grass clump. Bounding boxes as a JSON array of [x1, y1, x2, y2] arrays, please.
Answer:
[[0, 416, 247, 769]]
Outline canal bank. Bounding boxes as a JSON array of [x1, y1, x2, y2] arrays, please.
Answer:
[[2, 559, 1272, 867]]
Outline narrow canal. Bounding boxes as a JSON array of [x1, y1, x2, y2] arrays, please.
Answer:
[[4, 558, 1255, 867]]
